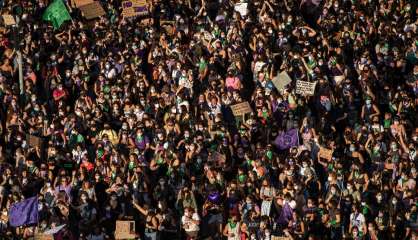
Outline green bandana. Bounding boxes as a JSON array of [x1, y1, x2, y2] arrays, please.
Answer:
[[156, 157, 164, 165], [362, 206, 368, 215], [97, 149, 104, 158], [383, 119, 391, 128], [266, 151, 273, 160], [128, 161, 135, 170], [238, 174, 246, 183]]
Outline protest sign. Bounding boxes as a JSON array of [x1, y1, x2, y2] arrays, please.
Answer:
[[79, 1, 105, 20], [35, 224, 66, 240], [122, 0, 148, 18], [72, 0, 94, 7], [234, 3, 248, 16], [2, 15, 16, 26], [26, 134, 42, 148], [34, 234, 54, 240], [115, 220, 136, 239], [333, 75, 345, 86], [295, 80, 317, 95], [272, 237, 292, 240], [230, 101, 252, 116], [271, 71, 292, 91], [319, 147, 333, 160]]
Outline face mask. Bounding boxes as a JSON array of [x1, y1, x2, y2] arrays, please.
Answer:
[[266, 150, 273, 159], [392, 199, 397, 205], [366, 99, 371, 105], [350, 146, 355, 152], [409, 147, 416, 157], [376, 195, 382, 201]]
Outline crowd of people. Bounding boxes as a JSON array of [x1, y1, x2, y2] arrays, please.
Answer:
[[0, 0, 417, 239]]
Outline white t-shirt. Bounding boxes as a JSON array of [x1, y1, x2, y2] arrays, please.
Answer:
[[182, 213, 200, 232], [350, 212, 365, 230]]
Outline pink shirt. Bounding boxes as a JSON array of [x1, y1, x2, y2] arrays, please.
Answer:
[[225, 76, 241, 90]]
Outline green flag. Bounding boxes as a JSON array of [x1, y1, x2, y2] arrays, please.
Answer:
[[42, 0, 71, 30]]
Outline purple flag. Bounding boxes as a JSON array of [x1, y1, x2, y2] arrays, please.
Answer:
[[277, 202, 294, 226], [9, 196, 38, 227], [274, 129, 299, 150]]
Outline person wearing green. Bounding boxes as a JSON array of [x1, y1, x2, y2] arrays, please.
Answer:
[[42, 0, 71, 30]]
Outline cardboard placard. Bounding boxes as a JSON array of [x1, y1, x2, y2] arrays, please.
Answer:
[[122, 0, 148, 18], [34, 234, 54, 240], [319, 147, 333, 161], [230, 101, 252, 116], [271, 71, 292, 91], [35, 224, 66, 240], [79, 2, 105, 20], [272, 237, 292, 240], [26, 134, 42, 148], [115, 221, 136, 239], [72, 0, 94, 8], [2, 15, 16, 26], [295, 80, 317, 96], [234, 3, 248, 16]]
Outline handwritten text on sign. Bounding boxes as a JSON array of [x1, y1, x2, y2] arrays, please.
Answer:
[[79, 1, 105, 19], [295, 80, 317, 95], [319, 147, 333, 161], [230, 101, 252, 116], [115, 221, 136, 239], [272, 71, 292, 91], [122, 0, 148, 18]]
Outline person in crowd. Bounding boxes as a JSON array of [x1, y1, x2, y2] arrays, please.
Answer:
[[0, 0, 416, 239]]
